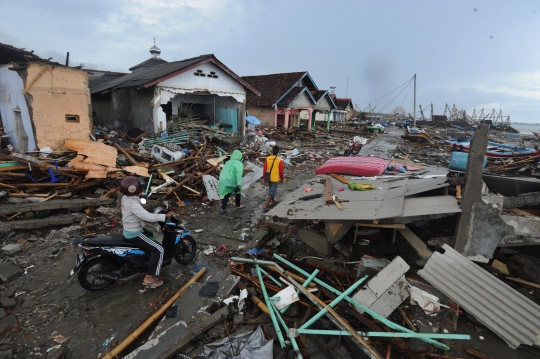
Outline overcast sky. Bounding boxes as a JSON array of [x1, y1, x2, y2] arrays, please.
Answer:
[[1, 0, 539, 123]]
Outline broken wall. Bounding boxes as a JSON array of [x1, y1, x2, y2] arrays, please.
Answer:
[[26, 63, 92, 150], [246, 104, 274, 128], [91, 89, 131, 130], [0, 65, 37, 151]]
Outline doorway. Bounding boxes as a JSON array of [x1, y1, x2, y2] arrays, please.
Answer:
[[13, 109, 28, 152]]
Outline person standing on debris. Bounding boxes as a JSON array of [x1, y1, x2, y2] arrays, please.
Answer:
[[218, 149, 245, 214], [262, 145, 284, 213], [246, 121, 257, 148], [120, 176, 175, 288]]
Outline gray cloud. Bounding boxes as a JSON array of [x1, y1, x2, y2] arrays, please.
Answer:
[[1, 0, 539, 122]]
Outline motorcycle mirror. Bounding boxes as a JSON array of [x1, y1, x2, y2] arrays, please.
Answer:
[[140, 198, 147, 205]]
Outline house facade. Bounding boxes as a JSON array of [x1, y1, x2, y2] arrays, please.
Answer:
[[242, 72, 336, 131], [334, 98, 355, 122], [90, 45, 259, 136], [0, 42, 92, 152]]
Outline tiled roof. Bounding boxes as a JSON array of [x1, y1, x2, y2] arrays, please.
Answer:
[[242, 72, 308, 107], [278, 87, 306, 106], [0, 42, 56, 65], [335, 98, 353, 110], [129, 57, 169, 71], [310, 90, 327, 102], [91, 54, 260, 96]]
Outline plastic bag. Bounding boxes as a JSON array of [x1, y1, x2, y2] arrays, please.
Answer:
[[204, 326, 273, 359]]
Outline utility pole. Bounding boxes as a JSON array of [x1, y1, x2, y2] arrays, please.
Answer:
[[413, 74, 417, 127], [430, 103, 433, 121]]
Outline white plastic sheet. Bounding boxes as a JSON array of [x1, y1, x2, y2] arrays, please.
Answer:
[[204, 326, 273, 359]]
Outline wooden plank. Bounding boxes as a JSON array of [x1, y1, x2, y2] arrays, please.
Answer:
[[355, 223, 405, 229], [115, 143, 141, 167], [465, 347, 494, 359], [397, 225, 433, 260], [0, 165, 28, 172], [65, 138, 118, 168], [329, 173, 350, 184], [0, 198, 115, 215], [124, 166, 150, 177], [325, 178, 333, 204], [22, 65, 49, 94], [207, 155, 227, 167], [505, 277, 540, 289]]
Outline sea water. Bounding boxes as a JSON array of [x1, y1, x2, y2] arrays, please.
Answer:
[[512, 122, 540, 134]]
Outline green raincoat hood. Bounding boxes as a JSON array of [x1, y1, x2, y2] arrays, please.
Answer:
[[217, 150, 244, 196]]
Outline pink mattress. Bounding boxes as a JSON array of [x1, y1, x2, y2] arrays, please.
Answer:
[[316, 156, 390, 177]]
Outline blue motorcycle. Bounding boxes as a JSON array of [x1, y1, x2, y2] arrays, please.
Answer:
[[69, 207, 197, 291]]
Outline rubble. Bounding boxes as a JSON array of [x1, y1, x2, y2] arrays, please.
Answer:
[[0, 118, 539, 359]]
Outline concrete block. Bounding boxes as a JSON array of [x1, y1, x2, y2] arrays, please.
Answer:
[[0, 264, 22, 283], [367, 276, 409, 318], [296, 228, 331, 256], [59, 225, 81, 236], [217, 274, 240, 298], [1, 244, 23, 256], [353, 256, 410, 318], [0, 350, 12, 359], [367, 256, 409, 297], [0, 297, 15, 309]]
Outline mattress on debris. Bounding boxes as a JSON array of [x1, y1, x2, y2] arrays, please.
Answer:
[[315, 156, 390, 177], [267, 174, 459, 221]]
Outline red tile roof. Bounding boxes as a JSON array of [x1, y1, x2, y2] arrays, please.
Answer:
[[334, 98, 353, 110], [242, 72, 307, 107]]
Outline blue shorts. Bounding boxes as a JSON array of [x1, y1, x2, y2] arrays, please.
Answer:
[[268, 182, 278, 197]]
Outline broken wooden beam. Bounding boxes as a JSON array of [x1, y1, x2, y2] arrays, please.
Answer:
[[325, 178, 333, 204], [0, 198, 115, 215], [329, 173, 350, 184], [397, 225, 433, 260]]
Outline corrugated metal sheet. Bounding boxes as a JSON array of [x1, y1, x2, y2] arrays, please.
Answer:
[[418, 244, 540, 348], [405, 176, 449, 196]]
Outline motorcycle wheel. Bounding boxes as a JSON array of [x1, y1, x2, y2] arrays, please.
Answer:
[[78, 258, 120, 291], [174, 236, 197, 265]]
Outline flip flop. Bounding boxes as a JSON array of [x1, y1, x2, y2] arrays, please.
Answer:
[[236, 205, 245, 210], [262, 207, 269, 213], [143, 279, 163, 288], [219, 209, 228, 214]]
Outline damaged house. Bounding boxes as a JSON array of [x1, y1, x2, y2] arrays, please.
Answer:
[[242, 71, 337, 131], [90, 43, 260, 136], [0, 42, 93, 152]]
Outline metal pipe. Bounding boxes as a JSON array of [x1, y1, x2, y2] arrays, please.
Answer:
[[285, 273, 383, 359], [259, 267, 283, 288], [255, 265, 286, 348], [299, 275, 367, 331], [297, 329, 470, 340], [273, 254, 451, 350]]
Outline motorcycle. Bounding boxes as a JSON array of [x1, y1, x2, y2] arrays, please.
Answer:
[[69, 205, 197, 291]]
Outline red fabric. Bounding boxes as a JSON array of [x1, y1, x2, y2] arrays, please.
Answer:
[[316, 156, 389, 177]]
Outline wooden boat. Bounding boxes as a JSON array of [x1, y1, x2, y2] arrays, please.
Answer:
[[406, 126, 432, 141], [445, 139, 540, 158]]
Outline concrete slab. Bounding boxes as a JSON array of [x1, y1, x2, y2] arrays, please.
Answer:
[[366, 256, 409, 297], [296, 228, 331, 256]]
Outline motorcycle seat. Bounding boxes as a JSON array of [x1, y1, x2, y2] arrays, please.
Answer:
[[84, 235, 140, 247]]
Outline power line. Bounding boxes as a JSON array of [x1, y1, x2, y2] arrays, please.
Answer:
[[356, 76, 414, 106], [378, 80, 414, 113]]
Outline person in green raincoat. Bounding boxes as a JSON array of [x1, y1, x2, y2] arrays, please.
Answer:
[[217, 149, 245, 214]]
